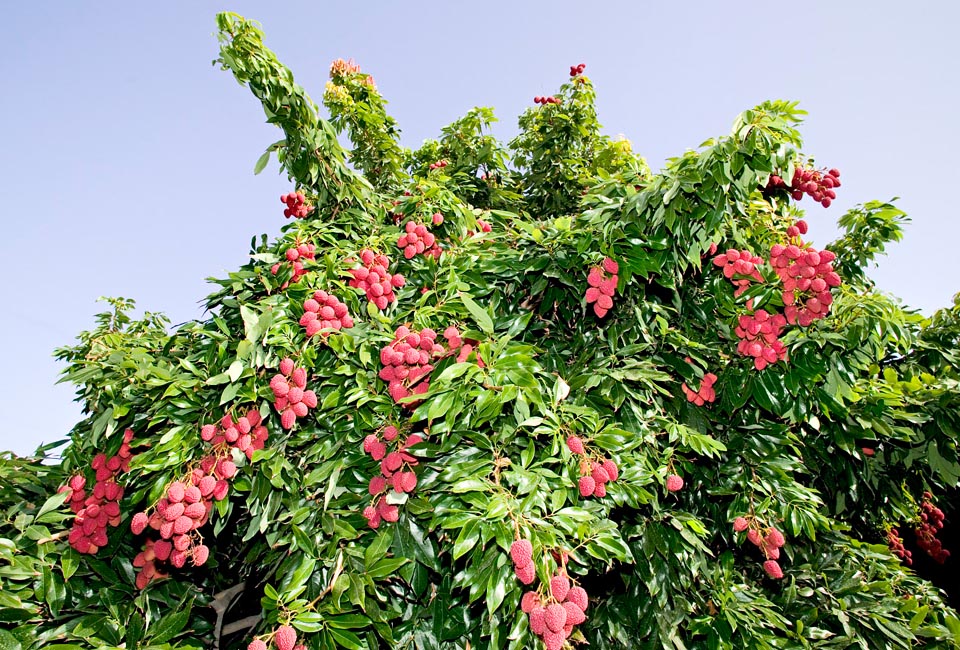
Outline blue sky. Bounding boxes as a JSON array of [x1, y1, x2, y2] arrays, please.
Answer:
[[2, 1, 958, 456]]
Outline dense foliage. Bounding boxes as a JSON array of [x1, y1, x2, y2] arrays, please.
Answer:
[[2, 12, 959, 650]]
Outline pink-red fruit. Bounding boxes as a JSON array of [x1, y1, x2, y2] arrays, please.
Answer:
[[274, 625, 297, 650], [665, 474, 684, 492]]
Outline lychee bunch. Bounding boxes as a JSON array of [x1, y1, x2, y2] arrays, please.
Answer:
[[61, 428, 134, 555], [280, 191, 314, 219], [681, 372, 717, 405], [887, 527, 913, 565], [348, 249, 405, 311], [199, 408, 269, 461], [569, 62, 586, 77], [129, 470, 218, 588], [362, 426, 423, 529], [270, 242, 316, 290], [770, 236, 841, 327], [915, 491, 950, 563], [711, 249, 765, 297], [576, 457, 620, 499], [397, 221, 441, 260], [769, 167, 841, 208], [129, 453, 233, 589], [534, 96, 562, 105], [584, 257, 619, 318], [734, 309, 788, 371], [379, 326, 455, 405], [521, 570, 590, 650], [428, 159, 449, 171], [735, 516, 787, 580], [299, 290, 354, 338], [466, 219, 493, 237], [269, 358, 317, 429]]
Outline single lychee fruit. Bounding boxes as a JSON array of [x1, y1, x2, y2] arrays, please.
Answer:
[[550, 574, 570, 601], [562, 600, 586, 625], [510, 539, 533, 568], [544, 603, 567, 633], [565, 585, 588, 611], [763, 560, 784, 579], [733, 517, 749, 532], [248, 640, 268, 650], [521, 590, 540, 613], [665, 474, 684, 492], [566, 436, 585, 455], [578, 475, 596, 497], [274, 625, 297, 650]]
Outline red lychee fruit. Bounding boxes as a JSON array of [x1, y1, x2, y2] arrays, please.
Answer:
[[566, 436, 585, 455], [733, 517, 749, 532], [665, 474, 684, 492], [550, 574, 570, 601], [763, 560, 784, 579], [274, 625, 297, 650], [510, 539, 533, 568], [544, 603, 567, 633]]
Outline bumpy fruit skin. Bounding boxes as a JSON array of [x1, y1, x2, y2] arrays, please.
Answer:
[[274, 625, 297, 650], [514, 562, 536, 585], [248, 640, 268, 650], [733, 516, 749, 532], [544, 603, 568, 633], [510, 539, 533, 568], [529, 606, 547, 635], [665, 474, 684, 492], [579, 475, 596, 497], [521, 590, 540, 613], [565, 585, 588, 611], [550, 574, 570, 601], [562, 600, 586, 625], [566, 435, 585, 455], [763, 560, 784, 579]]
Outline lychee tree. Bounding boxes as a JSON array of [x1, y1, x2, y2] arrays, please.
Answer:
[[2, 11, 960, 650]]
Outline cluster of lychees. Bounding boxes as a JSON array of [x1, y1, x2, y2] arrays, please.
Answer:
[[768, 167, 841, 208], [299, 290, 354, 338], [398, 221, 441, 260], [733, 516, 787, 579], [887, 527, 913, 565], [248, 624, 304, 650], [379, 326, 461, 405], [534, 96, 562, 105], [280, 191, 314, 219], [568, 63, 586, 77], [584, 257, 619, 318], [521, 574, 589, 650], [361, 425, 423, 529], [770, 235, 841, 327], [466, 219, 493, 237], [734, 309, 789, 370], [270, 242, 315, 289], [915, 492, 950, 564], [428, 159, 448, 171], [61, 428, 135, 555], [129, 465, 223, 588], [566, 435, 620, 499], [269, 358, 317, 429], [200, 408, 269, 461], [682, 371, 717, 406], [711, 249, 765, 298], [348, 249, 405, 311]]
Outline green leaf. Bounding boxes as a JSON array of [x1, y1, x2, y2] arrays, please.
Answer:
[[254, 150, 271, 174], [459, 293, 494, 334]]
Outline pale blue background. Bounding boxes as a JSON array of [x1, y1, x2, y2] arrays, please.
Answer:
[[2, 1, 957, 455]]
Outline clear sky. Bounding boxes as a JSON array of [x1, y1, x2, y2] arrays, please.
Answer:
[[2, 1, 958, 456]]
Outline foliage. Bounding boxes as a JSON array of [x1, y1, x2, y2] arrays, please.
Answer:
[[2, 11, 959, 650]]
